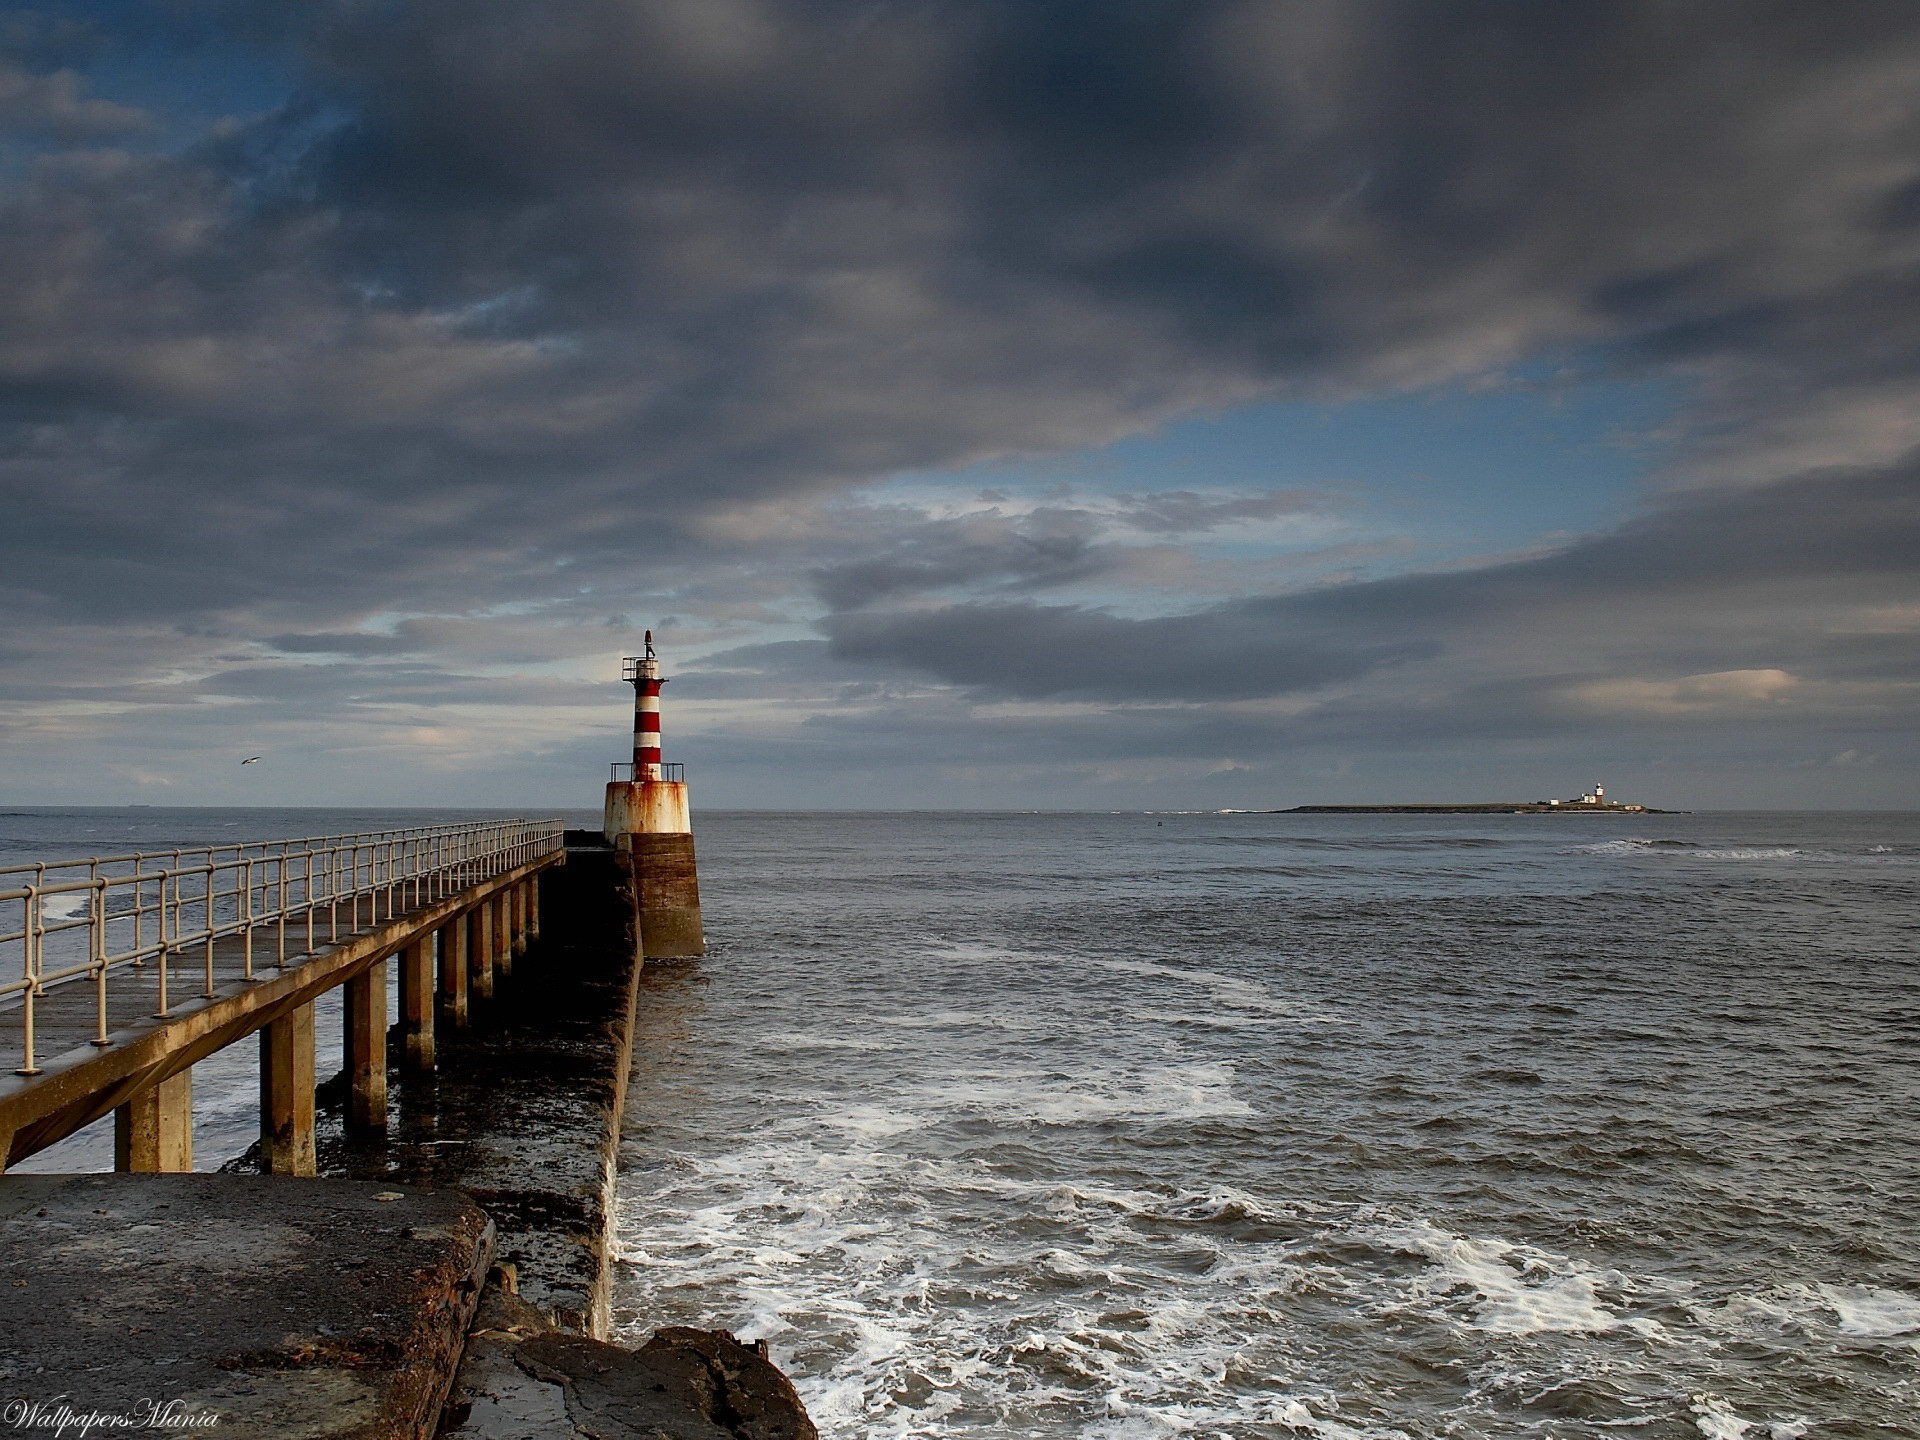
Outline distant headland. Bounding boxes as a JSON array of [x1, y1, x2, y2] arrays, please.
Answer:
[[1283, 783, 1681, 815]]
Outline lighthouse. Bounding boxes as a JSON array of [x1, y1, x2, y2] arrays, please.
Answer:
[[602, 632, 705, 957]]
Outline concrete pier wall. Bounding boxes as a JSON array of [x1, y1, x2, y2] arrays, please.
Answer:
[[270, 836, 643, 1335], [626, 831, 706, 959]]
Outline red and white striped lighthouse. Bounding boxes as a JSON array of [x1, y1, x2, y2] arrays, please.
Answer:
[[629, 631, 664, 780], [603, 630, 704, 956]]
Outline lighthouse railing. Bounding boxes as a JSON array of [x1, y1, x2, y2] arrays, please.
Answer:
[[610, 762, 683, 783], [0, 817, 564, 1077]]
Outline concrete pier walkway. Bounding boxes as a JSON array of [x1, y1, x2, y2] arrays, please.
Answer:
[[0, 1174, 493, 1439]]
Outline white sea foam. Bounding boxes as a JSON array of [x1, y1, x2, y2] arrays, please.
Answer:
[[612, 1134, 1336, 1438], [1124, 1006, 1288, 1031], [35, 892, 90, 922], [1691, 1395, 1754, 1439], [817, 1105, 925, 1139], [1819, 1283, 1920, 1338], [1694, 1282, 1920, 1347], [761, 1031, 902, 1053], [923, 1060, 1256, 1125], [1687, 1395, 1810, 1440], [1093, 956, 1344, 1024], [874, 1007, 1045, 1032], [1577, 838, 1803, 860], [1374, 1219, 1630, 1334]]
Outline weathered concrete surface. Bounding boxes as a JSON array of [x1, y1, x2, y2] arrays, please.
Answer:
[[444, 1284, 817, 1440], [625, 832, 705, 959], [603, 778, 693, 840], [0, 1174, 492, 1439], [225, 841, 641, 1335]]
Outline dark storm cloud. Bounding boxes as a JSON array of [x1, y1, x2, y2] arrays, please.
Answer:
[[828, 603, 1434, 702], [8, 1, 1920, 606], [5, 1, 1920, 799], [1107, 489, 1333, 536], [808, 507, 1108, 610], [824, 464, 1920, 700]]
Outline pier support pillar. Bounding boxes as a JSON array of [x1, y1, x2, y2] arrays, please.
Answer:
[[512, 882, 529, 957], [530, 875, 541, 941], [345, 958, 388, 1132], [468, 903, 494, 1002], [261, 1002, 316, 1176], [493, 892, 513, 979], [399, 935, 435, 1072], [438, 919, 468, 1028], [114, 1068, 192, 1173]]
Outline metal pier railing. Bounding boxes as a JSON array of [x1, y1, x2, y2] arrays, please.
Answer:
[[0, 819, 563, 1076]]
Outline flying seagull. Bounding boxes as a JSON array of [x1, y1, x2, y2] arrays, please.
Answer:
[[241, 756, 262, 765]]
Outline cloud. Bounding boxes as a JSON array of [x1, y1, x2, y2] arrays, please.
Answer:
[[820, 464, 1920, 701], [1558, 669, 1803, 718], [827, 602, 1436, 702], [3, 2, 1920, 802], [0, 58, 148, 141]]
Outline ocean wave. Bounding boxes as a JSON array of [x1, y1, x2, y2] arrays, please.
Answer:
[[1820, 1283, 1920, 1338], [1575, 838, 1804, 860], [762, 1030, 905, 1053], [922, 1060, 1257, 1126], [1228, 835, 1508, 851], [1367, 1218, 1641, 1336], [1687, 1281, 1920, 1350], [1092, 957, 1345, 1024]]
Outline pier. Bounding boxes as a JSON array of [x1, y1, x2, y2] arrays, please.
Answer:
[[0, 817, 561, 1174], [0, 645, 815, 1439]]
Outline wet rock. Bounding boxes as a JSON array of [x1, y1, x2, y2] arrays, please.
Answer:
[[444, 1298, 816, 1440], [629, 1328, 817, 1440]]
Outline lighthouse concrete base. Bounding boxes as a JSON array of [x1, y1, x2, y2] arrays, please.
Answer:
[[624, 833, 705, 959], [602, 780, 704, 959], [603, 779, 691, 838]]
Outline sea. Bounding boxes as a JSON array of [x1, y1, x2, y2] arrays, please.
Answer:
[[3, 807, 1916, 1439]]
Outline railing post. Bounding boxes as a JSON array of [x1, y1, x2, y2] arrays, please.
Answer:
[[345, 958, 388, 1132], [153, 872, 173, 1019], [240, 857, 255, 978], [115, 1068, 193, 1173], [260, 1002, 317, 1176], [90, 879, 108, 1048], [17, 886, 40, 1077], [201, 865, 216, 998]]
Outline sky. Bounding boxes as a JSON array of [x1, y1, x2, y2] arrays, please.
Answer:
[[2, 0, 1918, 810]]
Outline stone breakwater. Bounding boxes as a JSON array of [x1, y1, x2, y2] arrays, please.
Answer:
[[1, 832, 815, 1440]]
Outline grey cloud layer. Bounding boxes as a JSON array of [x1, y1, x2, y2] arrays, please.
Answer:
[[821, 466, 1920, 699], [4, 1, 1920, 800]]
